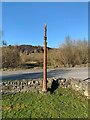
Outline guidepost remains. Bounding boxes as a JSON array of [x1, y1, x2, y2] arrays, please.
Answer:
[[42, 24, 47, 92]]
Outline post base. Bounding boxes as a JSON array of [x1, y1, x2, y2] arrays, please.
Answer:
[[42, 89, 47, 93]]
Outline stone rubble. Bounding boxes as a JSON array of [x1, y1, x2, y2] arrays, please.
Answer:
[[0, 77, 89, 98]]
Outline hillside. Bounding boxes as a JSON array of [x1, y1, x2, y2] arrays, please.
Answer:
[[8, 45, 52, 54], [2, 39, 88, 69]]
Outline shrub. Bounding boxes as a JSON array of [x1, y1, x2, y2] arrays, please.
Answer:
[[47, 37, 88, 67], [59, 37, 88, 67], [2, 47, 20, 68]]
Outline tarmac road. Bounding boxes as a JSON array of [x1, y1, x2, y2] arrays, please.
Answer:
[[0, 67, 88, 81]]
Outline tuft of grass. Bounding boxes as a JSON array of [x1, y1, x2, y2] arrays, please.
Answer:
[[2, 88, 88, 118]]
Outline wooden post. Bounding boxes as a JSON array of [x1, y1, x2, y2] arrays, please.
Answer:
[[42, 24, 47, 92]]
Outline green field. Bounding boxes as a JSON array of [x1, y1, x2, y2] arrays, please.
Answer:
[[2, 88, 88, 119]]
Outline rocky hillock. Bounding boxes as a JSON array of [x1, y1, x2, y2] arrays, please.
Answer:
[[8, 45, 52, 54]]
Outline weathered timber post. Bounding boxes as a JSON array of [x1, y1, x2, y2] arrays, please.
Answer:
[[42, 24, 47, 92]]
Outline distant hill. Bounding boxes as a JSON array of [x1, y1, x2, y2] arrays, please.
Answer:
[[8, 45, 52, 54]]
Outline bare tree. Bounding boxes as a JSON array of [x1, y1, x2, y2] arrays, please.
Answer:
[[59, 37, 88, 67], [2, 47, 20, 68]]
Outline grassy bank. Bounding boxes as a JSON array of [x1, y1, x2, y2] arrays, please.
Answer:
[[2, 88, 88, 118]]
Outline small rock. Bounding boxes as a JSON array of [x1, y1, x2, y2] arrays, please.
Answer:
[[84, 90, 88, 97]]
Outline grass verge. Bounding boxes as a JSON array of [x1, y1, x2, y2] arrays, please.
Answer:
[[2, 87, 88, 118]]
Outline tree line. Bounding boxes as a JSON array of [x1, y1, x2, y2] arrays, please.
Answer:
[[48, 37, 88, 67], [1, 37, 88, 69]]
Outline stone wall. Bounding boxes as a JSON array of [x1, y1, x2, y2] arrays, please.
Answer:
[[0, 77, 90, 98]]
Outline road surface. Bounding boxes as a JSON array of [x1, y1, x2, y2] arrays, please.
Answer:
[[0, 67, 88, 81]]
